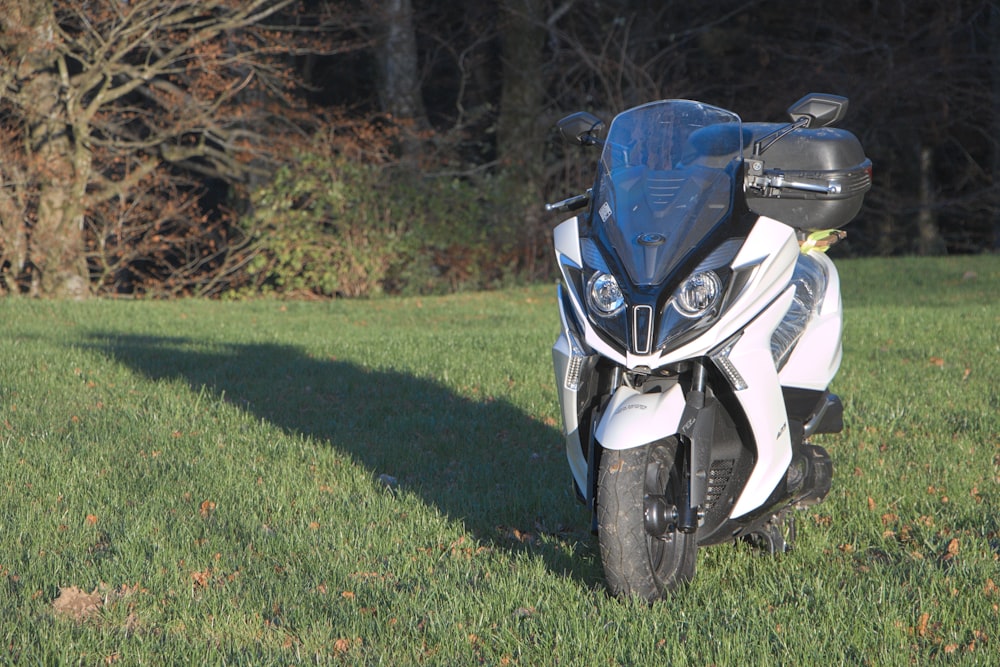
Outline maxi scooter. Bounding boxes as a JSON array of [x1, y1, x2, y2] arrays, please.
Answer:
[[548, 94, 872, 600]]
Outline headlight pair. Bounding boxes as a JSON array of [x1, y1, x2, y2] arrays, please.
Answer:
[[577, 237, 742, 356], [586, 268, 723, 321]]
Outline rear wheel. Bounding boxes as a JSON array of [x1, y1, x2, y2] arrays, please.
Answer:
[[596, 438, 696, 601]]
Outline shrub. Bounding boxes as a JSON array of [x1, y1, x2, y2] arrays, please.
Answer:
[[241, 150, 538, 298]]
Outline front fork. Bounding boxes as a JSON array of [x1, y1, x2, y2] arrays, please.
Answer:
[[644, 358, 718, 536]]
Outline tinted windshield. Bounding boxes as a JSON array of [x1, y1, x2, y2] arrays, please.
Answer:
[[593, 100, 742, 286]]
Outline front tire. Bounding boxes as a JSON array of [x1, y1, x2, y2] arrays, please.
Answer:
[[596, 438, 696, 601]]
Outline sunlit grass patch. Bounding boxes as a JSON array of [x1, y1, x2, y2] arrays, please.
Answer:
[[0, 255, 998, 664]]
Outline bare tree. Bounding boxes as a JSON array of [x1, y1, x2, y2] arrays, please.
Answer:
[[0, 0, 328, 296]]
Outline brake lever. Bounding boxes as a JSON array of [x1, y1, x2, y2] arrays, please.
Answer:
[[745, 163, 840, 195]]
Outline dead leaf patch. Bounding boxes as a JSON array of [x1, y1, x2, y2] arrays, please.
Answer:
[[199, 500, 216, 518], [52, 586, 102, 621], [941, 537, 960, 562]]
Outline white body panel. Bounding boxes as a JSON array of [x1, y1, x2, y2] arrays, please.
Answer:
[[594, 382, 686, 451], [778, 251, 843, 389], [719, 285, 795, 516]]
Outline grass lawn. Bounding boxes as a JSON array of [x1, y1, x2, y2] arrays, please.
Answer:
[[1, 254, 998, 664]]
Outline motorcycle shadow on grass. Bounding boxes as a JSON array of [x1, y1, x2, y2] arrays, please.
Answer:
[[84, 333, 603, 587]]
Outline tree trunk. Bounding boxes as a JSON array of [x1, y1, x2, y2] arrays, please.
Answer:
[[496, 0, 547, 277], [2, 0, 91, 297], [32, 143, 91, 298], [370, 0, 427, 124], [916, 145, 944, 255], [496, 0, 546, 171], [992, 3, 1000, 251]]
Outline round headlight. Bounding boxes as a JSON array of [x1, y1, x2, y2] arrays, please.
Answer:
[[587, 272, 625, 316], [674, 270, 722, 318]]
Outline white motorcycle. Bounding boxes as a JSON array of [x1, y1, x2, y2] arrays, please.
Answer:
[[548, 94, 871, 600]]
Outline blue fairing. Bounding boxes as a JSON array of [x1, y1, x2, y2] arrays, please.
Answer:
[[589, 101, 744, 288]]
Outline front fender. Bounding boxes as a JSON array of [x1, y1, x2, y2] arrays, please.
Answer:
[[595, 382, 686, 451]]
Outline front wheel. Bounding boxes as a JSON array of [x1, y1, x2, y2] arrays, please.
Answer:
[[596, 438, 696, 601]]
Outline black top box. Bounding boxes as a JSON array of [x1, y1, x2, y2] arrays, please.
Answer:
[[743, 123, 872, 231]]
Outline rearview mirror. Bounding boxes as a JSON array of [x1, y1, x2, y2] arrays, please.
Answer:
[[787, 93, 848, 128], [556, 111, 605, 146]]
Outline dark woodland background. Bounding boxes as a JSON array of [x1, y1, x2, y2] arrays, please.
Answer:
[[2, 1, 997, 297]]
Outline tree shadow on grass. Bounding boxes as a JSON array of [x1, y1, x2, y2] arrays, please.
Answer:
[[84, 333, 601, 586]]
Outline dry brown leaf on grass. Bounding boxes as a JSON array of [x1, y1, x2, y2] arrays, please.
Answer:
[[941, 537, 960, 563], [52, 586, 102, 621], [199, 499, 216, 518]]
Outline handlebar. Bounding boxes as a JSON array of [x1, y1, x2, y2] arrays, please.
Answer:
[[545, 189, 592, 213], [745, 159, 842, 197], [766, 171, 842, 195]]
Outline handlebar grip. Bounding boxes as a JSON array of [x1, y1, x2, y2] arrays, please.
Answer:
[[545, 191, 591, 213]]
